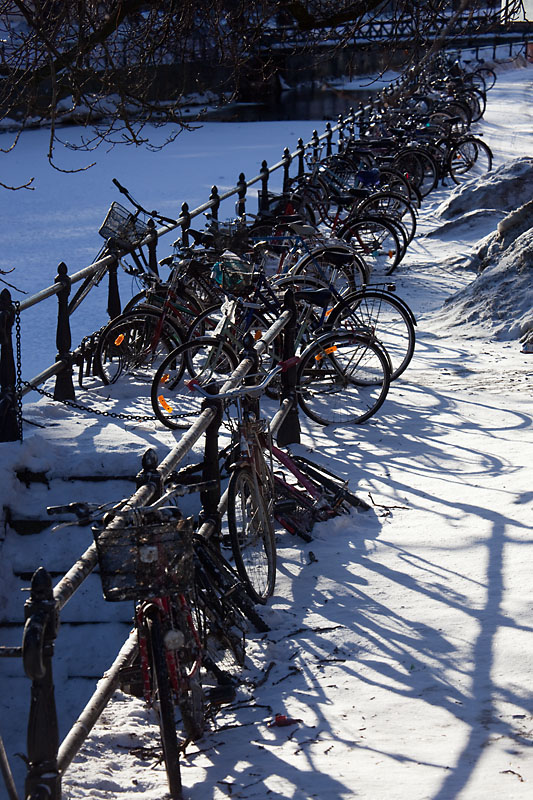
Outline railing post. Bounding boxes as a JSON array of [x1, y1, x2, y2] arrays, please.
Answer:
[[0, 288, 20, 442], [282, 148, 292, 193], [337, 116, 345, 153], [199, 385, 223, 535], [106, 255, 121, 320], [276, 289, 301, 447], [136, 447, 163, 498], [259, 161, 269, 214], [180, 202, 191, 247], [236, 172, 247, 217], [209, 185, 220, 221], [311, 129, 320, 162], [23, 567, 61, 800], [297, 138, 305, 177], [53, 262, 75, 401], [146, 218, 159, 278], [325, 122, 333, 158]]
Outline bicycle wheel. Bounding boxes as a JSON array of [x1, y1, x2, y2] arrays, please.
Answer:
[[151, 337, 239, 429], [291, 244, 369, 294], [227, 464, 276, 604], [296, 331, 391, 426], [327, 288, 416, 380], [337, 215, 403, 276], [474, 66, 496, 91], [95, 309, 183, 385], [394, 147, 438, 197], [449, 137, 492, 184], [354, 191, 417, 244], [144, 612, 182, 799]]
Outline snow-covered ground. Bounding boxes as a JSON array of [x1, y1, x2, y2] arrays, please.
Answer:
[[0, 55, 532, 800]]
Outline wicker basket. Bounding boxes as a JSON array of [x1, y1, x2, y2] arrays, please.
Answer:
[[99, 202, 149, 248], [93, 515, 194, 602]]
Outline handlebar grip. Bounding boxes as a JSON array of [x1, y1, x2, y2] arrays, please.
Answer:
[[46, 503, 78, 516], [112, 177, 128, 195]]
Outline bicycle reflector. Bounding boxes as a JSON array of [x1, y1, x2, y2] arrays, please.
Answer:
[[315, 345, 337, 361], [158, 395, 173, 413], [114, 334, 125, 346]]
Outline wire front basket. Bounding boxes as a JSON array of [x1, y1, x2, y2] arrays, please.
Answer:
[[93, 515, 194, 602], [99, 201, 149, 248], [211, 252, 255, 295]]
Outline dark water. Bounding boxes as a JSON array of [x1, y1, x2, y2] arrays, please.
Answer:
[[203, 85, 375, 122]]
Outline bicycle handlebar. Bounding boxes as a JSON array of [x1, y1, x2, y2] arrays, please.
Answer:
[[186, 356, 300, 401], [112, 177, 178, 227]]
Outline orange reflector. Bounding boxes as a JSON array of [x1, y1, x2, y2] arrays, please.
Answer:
[[160, 373, 170, 384], [158, 395, 173, 413], [254, 329, 263, 340], [388, 250, 395, 258], [315, 345, 337, 361], [114, 334, 125, 346]]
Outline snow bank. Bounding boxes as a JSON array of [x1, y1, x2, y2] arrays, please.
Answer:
[[436, 156, 533, 219], [435, 211, 533, 339]]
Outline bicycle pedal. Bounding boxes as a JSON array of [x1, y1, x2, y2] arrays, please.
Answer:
[[274, 499, 298, 513], [207, 684, 237, 706]]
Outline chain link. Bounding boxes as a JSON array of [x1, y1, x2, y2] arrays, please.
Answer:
[[14, 301, 23, 441], [21, 379, 159, 422]]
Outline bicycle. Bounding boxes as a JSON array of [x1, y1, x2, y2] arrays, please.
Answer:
[[47, 485, 268, 799]]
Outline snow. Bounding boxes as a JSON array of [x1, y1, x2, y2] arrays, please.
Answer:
[[1, 55, 532, 800]]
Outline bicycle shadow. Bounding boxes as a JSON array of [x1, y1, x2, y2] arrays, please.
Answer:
[[178, 375, 533, 799]]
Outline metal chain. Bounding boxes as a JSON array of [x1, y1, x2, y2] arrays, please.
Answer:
[[14, 301, 23, 441], [20, 380, 159, 422]]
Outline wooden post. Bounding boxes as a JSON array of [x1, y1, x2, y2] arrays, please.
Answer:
[[23, 567, 61, 800], [53, 262, 75, 401], [0, 288, 20, 442]]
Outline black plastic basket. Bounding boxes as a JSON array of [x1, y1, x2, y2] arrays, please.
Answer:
[[93, 516, 194, 602], [98, 201, 149, 248]]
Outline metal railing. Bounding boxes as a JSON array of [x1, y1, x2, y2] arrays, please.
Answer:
[[18, 297, 299, 800]]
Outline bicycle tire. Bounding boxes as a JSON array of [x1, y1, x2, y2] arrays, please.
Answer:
[[95, 309, 183, 385], [448, 137, 493, 184], [151, 337, 239, 429], [291, 244, 369, 294], [227, 465, 276, 604], [474, 66, 496, 91], [394, 147, 438, 197], [296, 331, 391, 426], [336, 215, 403, 276], [354, 191, 417, 244], [327, 288, 416, 380], [144, 611, 182, 799]]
